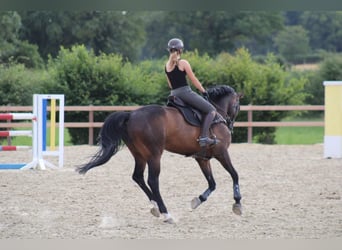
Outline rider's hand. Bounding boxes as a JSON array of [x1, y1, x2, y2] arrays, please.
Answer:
[[202, 91, 209, 101]]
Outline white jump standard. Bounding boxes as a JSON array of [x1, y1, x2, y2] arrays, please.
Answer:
[[0, 94, 65, 170]]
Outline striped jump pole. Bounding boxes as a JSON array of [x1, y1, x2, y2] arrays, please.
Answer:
[[0, 111, 35, 169], [0, 145, 31, 151], [0, 130, 32, 137], [0, 94, 65, 170], [0, 113, 35, 120]]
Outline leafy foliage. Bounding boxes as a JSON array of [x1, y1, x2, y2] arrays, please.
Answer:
[[19, 11, 145, 62], [299, 53, 342, 106], [273, 26, 311, 63], [300, 11, 342, 52], [143, 11, 284, 58], [0, 11, 43, 68], [0, 63, 48, 105], [46, 45, 125, 144], [319, 53, 342, 80]]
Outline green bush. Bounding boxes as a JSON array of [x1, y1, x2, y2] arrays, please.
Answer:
[[319, 53, 342, 81], [46, 45, 127, 144], [12, 41, 44, 68], [121, 59, 167, 105], [0, 63, 48, 106], [299, 53, 342, 108], [0, 63, 49, 144]]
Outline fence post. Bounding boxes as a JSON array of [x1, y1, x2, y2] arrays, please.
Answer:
[[88, 106, 94, 145], [247, 105, 253, 143]]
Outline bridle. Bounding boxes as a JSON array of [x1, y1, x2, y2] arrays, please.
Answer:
[[209, 93, 240, 132]]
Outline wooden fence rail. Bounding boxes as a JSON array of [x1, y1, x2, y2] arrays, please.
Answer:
[[0, 105, 324, 144]]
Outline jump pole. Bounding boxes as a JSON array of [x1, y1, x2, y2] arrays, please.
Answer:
[[323, 81, 342, 158], [0, 113, 35, 169]]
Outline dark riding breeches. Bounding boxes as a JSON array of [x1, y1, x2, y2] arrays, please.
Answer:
[[170, 86, 215, 114]]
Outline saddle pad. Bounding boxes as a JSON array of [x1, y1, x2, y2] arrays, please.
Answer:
[[167, 97, 201, 126]]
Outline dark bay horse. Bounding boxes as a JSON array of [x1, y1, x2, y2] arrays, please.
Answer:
[[77, 85, 243, 223]]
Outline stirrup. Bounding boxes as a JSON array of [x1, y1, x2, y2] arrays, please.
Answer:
[[197, 137, 220, 147]]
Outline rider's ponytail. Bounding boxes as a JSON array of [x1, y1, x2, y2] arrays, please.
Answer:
[[167, 50, 180, 69]]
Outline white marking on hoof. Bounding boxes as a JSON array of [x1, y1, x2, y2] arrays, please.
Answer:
[[150, 200, 160, 217], [162, 213, 175, 224], [191, 197, 202, 209]]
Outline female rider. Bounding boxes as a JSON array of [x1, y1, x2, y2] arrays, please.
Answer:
[[165, 38, 219, 147]]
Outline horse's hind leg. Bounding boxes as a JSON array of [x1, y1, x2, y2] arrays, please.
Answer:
[[132, 157, 160, 217], [216, 151, 242, 215], [191, 158, 216, 209], [147, 157, 174, 223]]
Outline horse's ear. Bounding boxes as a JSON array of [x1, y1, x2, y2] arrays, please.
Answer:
[[238, 92, 244, 99]]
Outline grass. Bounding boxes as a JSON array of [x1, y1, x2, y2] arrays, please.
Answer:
[[275, 126, 323, 144], [275, 116, 324, 145]]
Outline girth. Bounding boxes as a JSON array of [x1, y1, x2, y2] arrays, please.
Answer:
[[166, 95, 226, 127]]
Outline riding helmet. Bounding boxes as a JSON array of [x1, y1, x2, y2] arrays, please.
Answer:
[[167, 38, 184, 52]]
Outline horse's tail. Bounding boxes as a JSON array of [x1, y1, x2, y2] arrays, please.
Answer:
[[76, 111, 131, 175]]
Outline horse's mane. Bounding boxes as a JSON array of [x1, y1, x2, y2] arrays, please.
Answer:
[[207, 85, 236, 101]]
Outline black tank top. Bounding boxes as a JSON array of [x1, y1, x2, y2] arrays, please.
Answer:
[[165, 65, 188, 90]]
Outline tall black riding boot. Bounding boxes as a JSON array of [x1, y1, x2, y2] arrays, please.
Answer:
[[197, 111, 220, 147]]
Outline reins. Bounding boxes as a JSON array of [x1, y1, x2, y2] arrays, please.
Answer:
[[207, 94, 236, 131]]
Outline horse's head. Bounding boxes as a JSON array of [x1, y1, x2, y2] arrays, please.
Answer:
[[227, 91, 243, 131], [207, 85, 243, 131]]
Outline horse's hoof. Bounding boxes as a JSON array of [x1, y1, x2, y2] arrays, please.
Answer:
[[232, 203, 242, 215], [164, 217, 175, 224], [162, 213, 175, 224], [150, 207, 160, 217], [150, 200, 160, 217], [191, 197, 202, 209]]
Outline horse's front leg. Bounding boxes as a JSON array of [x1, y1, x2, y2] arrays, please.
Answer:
[[191, 158, 216, 209], [216, 151, 242, 215]]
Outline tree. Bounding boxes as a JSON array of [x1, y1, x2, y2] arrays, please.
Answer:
[[142, 11, 284, 59], [0, 11, 21, 42], [300, 11, 342, 52], [0, 11, 43, 68], [274, 25, 311, 63], [283, 11, 302, 25], [19, 11, 146, 61]]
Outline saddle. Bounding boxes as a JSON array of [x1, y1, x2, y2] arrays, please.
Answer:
[[166, 96, 226, 127]]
